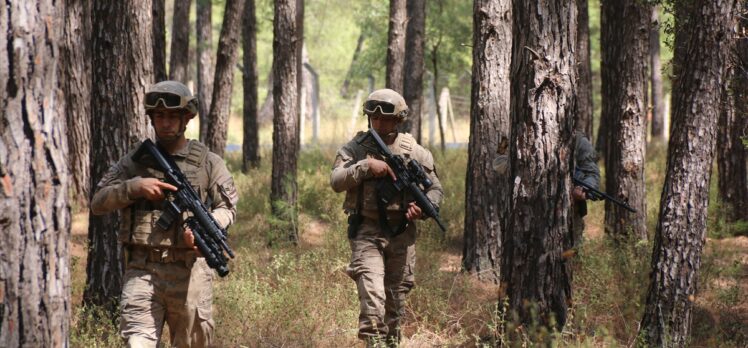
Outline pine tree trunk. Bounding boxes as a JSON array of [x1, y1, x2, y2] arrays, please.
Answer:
[[61, 0, 92, 210], [1, 1, 70, 345], [401, 0, 425, 142], [86, 0, 153, 310], [169, 0, 193, 82], [717, 3, 748, 223], [197, 0, 214, 142], [205, 0, 246, 157], [639, 0, 736, 345], [272, 0, 301, 241], [152, 0, 167, 82], [243, 0, 260, 171], [386, 0, 407, 94], [601, 0, 649, 242], [462, 0, 511, 285], [649, 6, 666, 141], [503, 0, 577, 330], [575, 0, 594, 138]]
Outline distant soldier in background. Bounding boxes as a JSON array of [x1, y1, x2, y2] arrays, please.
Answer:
[[494, 132, 600, 245], [90, 80, 238, 348], [331, 89, 444, 347]]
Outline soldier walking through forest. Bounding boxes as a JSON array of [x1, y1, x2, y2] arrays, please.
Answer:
[[90, 81, 239, 348], [330, 89, 444, 347]]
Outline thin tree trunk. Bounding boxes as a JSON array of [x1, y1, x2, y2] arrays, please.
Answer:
[[386, 0, 407, 93], [340, 33, 364, 98], [576, 0, 594, 138], [503, 0, 577, 330], [197, 0, 214, 142], [243, 0, 260, 171], [0, 1, 70, 345], [649, 5, 666, 141], [271, 0, 301, 242], [306, 62, 321, 144], [206, 0, 246, 157], [717, 3, 748, 223], [639, 0, 736, 345], [62, 0, 92, 210], [601, 0, 649, 242], [86, 0, 153, 310], [153, 0, 167, 82], [169, 0, 193, 82], [401, 0, 426, 142], [462, 0, 511, 285]]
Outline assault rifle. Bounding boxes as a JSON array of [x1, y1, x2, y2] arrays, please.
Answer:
[[366, 128, 447, 233], [572, 174, 637, 213], [133, 139, 235, 277]]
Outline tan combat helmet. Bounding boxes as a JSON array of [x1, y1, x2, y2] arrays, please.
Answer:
[[144, 80, 199, 116], [363, 88, 408, 120]]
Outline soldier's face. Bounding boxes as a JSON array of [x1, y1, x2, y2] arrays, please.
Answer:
[[151, 109, 190, 142], [369, 114, 400, 138]]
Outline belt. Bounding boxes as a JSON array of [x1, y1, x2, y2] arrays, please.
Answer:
[[128, 246, 197, 264]]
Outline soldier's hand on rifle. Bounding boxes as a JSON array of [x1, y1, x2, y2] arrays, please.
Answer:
[[572, 186, 587, 201], [131, 178, 177, 201], [367, 158, 397, 181], [405, 201, 423, 221], [182, 227, 203, 257]]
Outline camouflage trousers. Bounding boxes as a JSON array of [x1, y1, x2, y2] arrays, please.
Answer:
[[346, 216, 416, 344], [120, 248, 214, 348]]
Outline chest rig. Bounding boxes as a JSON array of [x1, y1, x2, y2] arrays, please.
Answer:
[[344, 133, 417, 236], [119, 141, 210, 248]]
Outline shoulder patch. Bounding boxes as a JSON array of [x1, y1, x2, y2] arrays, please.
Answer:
[[398, 134, 414, 152]]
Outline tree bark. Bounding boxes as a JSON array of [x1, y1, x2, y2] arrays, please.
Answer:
[[205, 0, 246, 157], [243, 0, 260, 171], [717, 3, 748, 223], [169, 0, 193, 82], [86, 0, 153, 310], [0, 1, 70, 345], [575, 0, 593, 138], [272, 0, 301, 241], [152, 0, 167, 82], [386, 0, 407, 94], [61, 0, 92, 210], [601, 0, 649, 242], [197, 0, 214, 142], [401, 0, 426, 142], [462, 0, 511, 285], [639, 0, 736, 345], [503, 0, 577, 330], [649, 6, 666, 141]]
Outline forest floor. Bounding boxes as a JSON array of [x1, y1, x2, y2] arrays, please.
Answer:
[[68, 145, 748, 347]]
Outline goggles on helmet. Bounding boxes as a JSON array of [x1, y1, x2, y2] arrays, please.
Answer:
[[145, 92, 195, 111], [363, 100, 398, 115]]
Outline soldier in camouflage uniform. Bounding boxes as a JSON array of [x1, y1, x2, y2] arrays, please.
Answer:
[[91, 81, 238, 348], [493, 132, 600, 244], [331, 89, 444, 347]]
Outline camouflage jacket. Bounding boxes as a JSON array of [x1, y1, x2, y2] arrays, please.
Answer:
[[91, 140, 238, 248], [330, 131, 444, 220]]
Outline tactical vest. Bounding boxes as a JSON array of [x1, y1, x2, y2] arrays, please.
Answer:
[[342, 132, 432, 215], [118, 141, 210, 248]]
